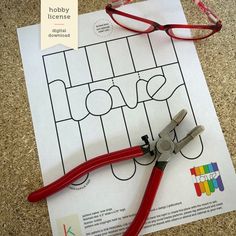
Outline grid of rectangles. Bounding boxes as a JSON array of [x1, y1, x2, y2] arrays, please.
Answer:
[[42, 32, 204, 184]]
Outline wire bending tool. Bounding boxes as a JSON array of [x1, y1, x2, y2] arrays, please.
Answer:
[[28, 109, 204, 236]]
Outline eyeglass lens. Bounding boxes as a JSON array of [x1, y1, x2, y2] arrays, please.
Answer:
[[112, 13, 154, 32], [168, 27, 214, 39]]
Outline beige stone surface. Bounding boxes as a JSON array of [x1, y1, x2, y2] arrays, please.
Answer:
[[0, 0, 235, 235]]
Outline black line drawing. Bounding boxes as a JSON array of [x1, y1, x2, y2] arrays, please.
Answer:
[[42, 33, 204, 185]]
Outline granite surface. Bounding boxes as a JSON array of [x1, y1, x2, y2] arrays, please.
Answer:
[[0, 0, 235, 235]]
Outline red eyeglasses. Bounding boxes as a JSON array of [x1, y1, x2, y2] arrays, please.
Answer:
[[105, 0, 222, 40]]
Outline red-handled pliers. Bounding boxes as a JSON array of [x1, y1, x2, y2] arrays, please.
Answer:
[[28, 109, 204, 236]]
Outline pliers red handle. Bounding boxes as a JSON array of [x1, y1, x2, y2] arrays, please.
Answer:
[[28, 109, 204, 236], [28, 145, 150, 202], [123, 161, 165, 236]]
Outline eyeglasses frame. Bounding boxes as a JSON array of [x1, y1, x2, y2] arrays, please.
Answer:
[[105, 0, 222, 40]]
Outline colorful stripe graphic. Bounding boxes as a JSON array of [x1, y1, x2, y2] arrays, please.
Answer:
[[190, 162, 224, 197]]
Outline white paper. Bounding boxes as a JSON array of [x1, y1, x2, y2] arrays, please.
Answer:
[[17, 1, 236, 235]]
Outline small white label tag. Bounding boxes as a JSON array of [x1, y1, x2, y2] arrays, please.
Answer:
[[57, 214, 81, 236], [41, 0, 78, 50]]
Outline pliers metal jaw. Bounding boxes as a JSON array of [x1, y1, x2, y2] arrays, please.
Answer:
[[28, 109, 204, 236], [155, 109, 204, 170]]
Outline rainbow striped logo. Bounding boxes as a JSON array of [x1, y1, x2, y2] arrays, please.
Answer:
[[190, 163, 224, 197]]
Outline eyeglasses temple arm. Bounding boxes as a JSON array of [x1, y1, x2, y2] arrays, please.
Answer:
[[193, 0, 221, 24], [109, 0, 221, 25], [108, 0, 133, 8]]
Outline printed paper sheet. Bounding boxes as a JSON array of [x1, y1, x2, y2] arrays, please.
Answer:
[[17, 1, 236, 235]]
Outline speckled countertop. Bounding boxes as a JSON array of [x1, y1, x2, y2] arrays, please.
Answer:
[[0, 0, 235, 235]]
